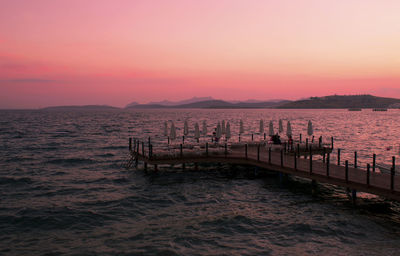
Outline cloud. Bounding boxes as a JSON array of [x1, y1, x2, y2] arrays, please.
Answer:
[[0, 78, 57, 84]]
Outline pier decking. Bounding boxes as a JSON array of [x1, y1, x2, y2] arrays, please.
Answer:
[[128, 139, 400, 202]]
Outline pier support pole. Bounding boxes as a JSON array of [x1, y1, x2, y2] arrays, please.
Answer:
[[142, 142, 145, 156], [245, 144, 248, 159], [354, 151, 358, 169], [257, 144, 260, 161], [367, 164, 370, 187], [206, 143, 209, 156], [129, 138, 132, 151], [331, 136, 334, 149], [300, 134, 302, 143], [311, 179, 317, 196], [294, 153, 297, 170], [326, 153, 330, 177], [280, 149, 283, 167], [264, 133, 266, 140], [391, 156, 395, 191], [337, 148, 341, 166], [345, 160, 349, 183], [373, 154, 376, 172], [351, 190, 357, 205], [306, 138, 308, 151], [297, 144, 300, 158], [252, 133, 254, 141], [323, 148, 326, 163]]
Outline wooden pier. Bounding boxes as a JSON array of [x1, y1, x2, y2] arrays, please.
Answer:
[[128, 138, 400, 202]]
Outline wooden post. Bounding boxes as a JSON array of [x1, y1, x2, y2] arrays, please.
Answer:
[[257, 144, 260, 161], [149, 144, 153, 159], [326, 153, 330, 177], [148, 137, 151, 147], [206, 142, 208, 156], [391, 156, 395, 191], [331, 136, 334, 149], [323, 148, 326, 163], [345, 160, 349, 183], [294, 152, 297, 170], [239, 134, 241, 142], [306, 138, 308, 150], [373, 154, 376, 172], [142, 142, 145, 156], [367, 163, 370, 187], [167, 136, 170, 144], [280, 149, 283, 167], [297, 144, 300, 158], [300, 133, 302, 143], [268, 147, 271, 164], [180, 144, 183, 158], [225, 143, 228, 157], [182, 136, 185, 144], [337, 148, 341, 166], [354, 151, 357, 168], [319, 136, 322, 148], [309, 146, 312, 174], [129, 138, 132, 151], [264, 133, 266, 140], [251, 133, 254, 141], [245, 144, 248, 159], [137, 141, 139, 153]]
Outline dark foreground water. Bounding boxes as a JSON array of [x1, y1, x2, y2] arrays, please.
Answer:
[[1, 109, 400, 255]]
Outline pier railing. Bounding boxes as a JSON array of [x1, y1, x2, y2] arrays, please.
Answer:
[[128, 137, 400, 201]]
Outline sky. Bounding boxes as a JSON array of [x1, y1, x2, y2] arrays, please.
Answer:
[[0, 0, 400, 108]]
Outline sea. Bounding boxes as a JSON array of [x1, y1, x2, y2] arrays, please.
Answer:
[[1, 108, 400, 255]]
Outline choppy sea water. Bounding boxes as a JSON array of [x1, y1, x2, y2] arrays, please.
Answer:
[[1, 109, 400, 255]]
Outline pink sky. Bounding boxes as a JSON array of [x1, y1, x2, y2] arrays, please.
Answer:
[[1, 0, 400, 108]]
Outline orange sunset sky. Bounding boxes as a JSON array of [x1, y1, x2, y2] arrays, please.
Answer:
[[1, 0, 400, 108]]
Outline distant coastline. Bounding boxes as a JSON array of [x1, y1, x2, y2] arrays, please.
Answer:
[[23, 94, 400, 111]]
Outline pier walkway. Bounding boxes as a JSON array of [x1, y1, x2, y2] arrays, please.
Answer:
[[128, 139, 400, 202]]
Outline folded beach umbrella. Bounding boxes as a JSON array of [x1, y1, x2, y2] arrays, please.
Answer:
[[163, 121, 168, 136], [225, 122, 231, 140], [239, 119, 244, 134], [286, 121, 292, 137], [194, 122, 200, 141], [307, 120, 313, 136], [170, 122, 176, 140], [222, 120, 226, 134], [259, 120, 264, 134], [202, 120, 207, 136], [269, 121, 274, 136], [216, 122, 222, 139], [279, 119, 284, 133], [184, 120, 189, 136]]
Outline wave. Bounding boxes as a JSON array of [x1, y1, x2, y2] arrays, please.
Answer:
[[45, 158, 97, 166], [0, 176, 33, 185]]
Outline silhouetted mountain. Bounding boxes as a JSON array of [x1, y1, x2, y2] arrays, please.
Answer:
[[126, 97, 215, 108], [41, 105, 120, 111], [278, 95, 400, 109], [125, 99, 290, 109]]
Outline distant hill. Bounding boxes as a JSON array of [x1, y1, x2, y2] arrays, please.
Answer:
[[41, 105, 120, 111], [278, 95, 400, 109], [126, 96, 214, 108], [126, 99, 290, 109]]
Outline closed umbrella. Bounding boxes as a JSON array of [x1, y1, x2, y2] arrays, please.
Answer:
[[184, 120, 189, 136], [170, 122, 176, 140], [279, 119, 284, 133], [286, 121, 292, 137], [202, 120, 207, 136], [226, 122, 231, 141], [222, 120, 226, 134], [239, 119, 244, 134], [216, 122, 222, 140], [307, 120, 313, 136], [163, 121, 168, 136], [259, 120, 264, 134], [194, 123, 200, 142], [269, 121, 274, 136]]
